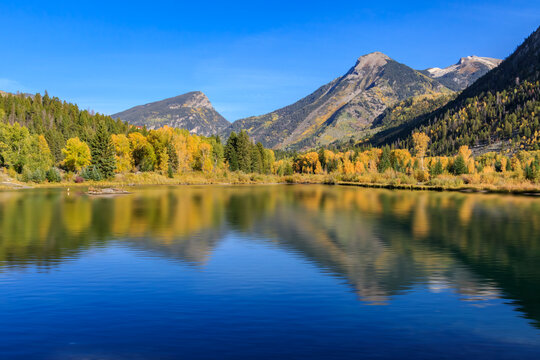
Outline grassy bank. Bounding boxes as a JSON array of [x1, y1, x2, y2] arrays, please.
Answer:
[[2, 171, 539, 195]]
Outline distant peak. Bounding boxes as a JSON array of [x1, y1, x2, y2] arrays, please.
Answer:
[[357, 51, 390, 62], [457, 55, 502, 66], [426, 55, 502, 79], [350, 52, 390, 73], [179, 91, 207, 99], [172, 91, 212, 109], [458, 55, 482, 64]]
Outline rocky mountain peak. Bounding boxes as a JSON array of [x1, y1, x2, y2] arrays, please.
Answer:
[[423, 55, 502, 91], [162, 91, 213, 111], [112, 91, 229, 136], [352, 52, 389, 69], [223, 51, 449, 150], [344, 52, 391, 81]]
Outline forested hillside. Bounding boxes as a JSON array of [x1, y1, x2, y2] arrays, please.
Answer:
[[390, 81, 540, 154], [369, 26, 540, 155], [0, 92, 274, 183], [0, 92, 128, 162]]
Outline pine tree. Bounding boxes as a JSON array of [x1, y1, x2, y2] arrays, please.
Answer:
[[430, 160, 444, 176], [225, 132, 239, 171], [90, 123, 116, 179], [251, 143, 263, 173], [452, 155, 468, 175], [378, 146, 391, 173], [167, 142, 179, 173], [236, 130, 252, 172]]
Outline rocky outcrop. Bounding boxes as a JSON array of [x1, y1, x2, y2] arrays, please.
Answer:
[[112, 91, 229, 136]]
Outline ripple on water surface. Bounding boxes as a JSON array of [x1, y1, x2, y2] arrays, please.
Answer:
[[0, 185, 539, 359]]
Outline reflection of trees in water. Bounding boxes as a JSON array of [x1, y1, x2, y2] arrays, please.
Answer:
[[0, 186, 539, 325]]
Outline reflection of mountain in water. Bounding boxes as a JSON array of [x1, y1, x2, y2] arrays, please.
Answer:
[[0, 186, 539, 326]]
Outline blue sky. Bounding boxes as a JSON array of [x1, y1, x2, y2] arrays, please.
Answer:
[[0, 1, 538, 121]]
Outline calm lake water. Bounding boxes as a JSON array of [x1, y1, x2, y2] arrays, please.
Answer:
[[1, 185, 540, 359]]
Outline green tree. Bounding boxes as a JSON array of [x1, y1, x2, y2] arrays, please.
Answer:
[[236, 130, 252, 172], [90, 124, 116, 178], [251, 143, 263, 173], [167, 142, 179, 173], [430, 159, 444, 176], [452, 155, 468, 175], [225, 132, 239, 171], [378, 146, 391, 173]]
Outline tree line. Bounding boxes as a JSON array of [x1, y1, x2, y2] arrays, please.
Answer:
[[1, 91, 539, 185], [0, 92, 276, 182]]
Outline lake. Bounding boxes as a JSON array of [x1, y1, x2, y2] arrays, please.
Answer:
[[1, 185, 540, 359]]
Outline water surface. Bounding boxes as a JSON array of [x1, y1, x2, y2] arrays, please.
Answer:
[[1, 185, 540, 359]]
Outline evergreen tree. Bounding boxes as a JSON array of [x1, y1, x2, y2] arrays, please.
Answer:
[[452, 155, 468, 175], [506, 158, 513, 171], [225, 132, 239, 171], [378, 146, 391, 173], [249, 143, 262, 173], [318, 148, 326, 172], [430, 160, 444, 176], [167, 142, 179, 173], [90, 123, 116, 178], [236, 130, 252, 172]]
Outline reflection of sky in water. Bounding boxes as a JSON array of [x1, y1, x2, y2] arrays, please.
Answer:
[[0, 186, 540, 359]]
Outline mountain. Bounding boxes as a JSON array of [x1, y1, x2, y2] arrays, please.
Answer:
[[371, 26, 540, 155], [421, 56, 502, 91], [112, 91, 229, 136], [224, 52, 450, 150]]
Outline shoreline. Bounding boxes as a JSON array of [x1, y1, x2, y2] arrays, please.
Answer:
[[2, 174, 540, 197]]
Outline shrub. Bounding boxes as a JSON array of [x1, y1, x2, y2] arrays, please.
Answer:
[[7, 167, 17, 179], [323, 174, 338, 184], [46, 168, 62, 183], [250, 174, 264, 182], [74, 176, 84, 183], [428, 175, 464, 188], [81, 166, 103, 181], [284, 176, 296, 184], [415, 170, 430, 182], [21, 168, 46, 183], [340, 173, 358, 182]]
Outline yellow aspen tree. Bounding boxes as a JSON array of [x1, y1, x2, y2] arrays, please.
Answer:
[[314, 160, 323, 174], [458, 145, 472, 162], [198, 143, 213, 173], [62, 137, 91, 172], [111, 134, 133, 173], [354, 160, 365, 173], [343, 158, 355, 175], [412, 132, 430, 170]]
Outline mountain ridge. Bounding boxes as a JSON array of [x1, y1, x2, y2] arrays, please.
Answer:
[[112, 91, 229, 136], [369, 25, 540, 155], [223, 52, 451, 150], [420, 55, 502, 91]]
